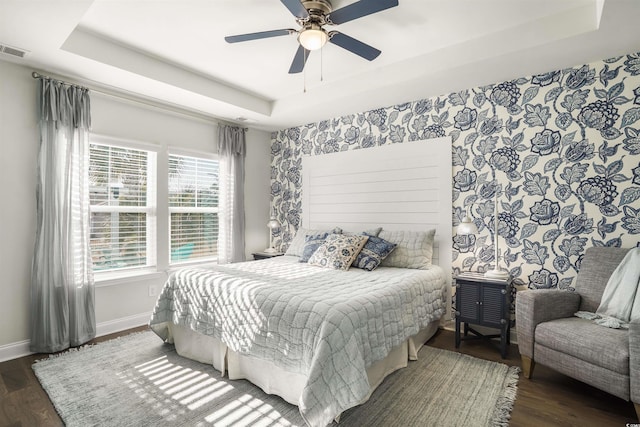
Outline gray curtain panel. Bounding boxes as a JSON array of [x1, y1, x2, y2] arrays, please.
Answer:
[[217, 125, 246, 263], [30, 77, 95, 353]]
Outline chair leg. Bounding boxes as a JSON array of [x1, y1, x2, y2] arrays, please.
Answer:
[[634, 403, 640, 421], [521, 356, 535, 379]]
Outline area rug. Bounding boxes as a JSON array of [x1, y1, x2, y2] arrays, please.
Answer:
[[33, 330, 519, 427]]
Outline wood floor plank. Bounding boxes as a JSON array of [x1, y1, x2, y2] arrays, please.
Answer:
[[2, 385, 63, 427], [0, 326, 637, 426], [0, 359, 29, 394]]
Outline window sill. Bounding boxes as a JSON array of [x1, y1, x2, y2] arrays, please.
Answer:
[[166, 260, 218, 275], [94, 259, 218, 288], [94, 268, 167, 288]]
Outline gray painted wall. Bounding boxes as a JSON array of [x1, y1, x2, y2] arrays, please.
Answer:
[[0, 60, 271, 358]]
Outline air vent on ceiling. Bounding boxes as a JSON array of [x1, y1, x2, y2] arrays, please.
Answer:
[[0, 43, 30, 59]]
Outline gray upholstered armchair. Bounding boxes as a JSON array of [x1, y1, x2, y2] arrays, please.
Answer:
[[516, 247, 639, 419]]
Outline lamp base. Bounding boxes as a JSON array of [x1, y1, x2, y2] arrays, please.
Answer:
[[484, 268, 511, 280], [263, 247, 277, 254]]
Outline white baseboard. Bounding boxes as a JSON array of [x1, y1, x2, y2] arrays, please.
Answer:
[[0, 312, 151, 363], [95, 312, 151, 337], [0, 339, 31, 363]]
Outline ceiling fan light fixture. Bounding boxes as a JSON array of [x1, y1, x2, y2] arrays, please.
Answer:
[[298, 27, 328, 51], [225, 0, 397, 74]]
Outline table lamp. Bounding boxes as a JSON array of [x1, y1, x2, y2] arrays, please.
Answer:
[[264, 217, 281, 253]]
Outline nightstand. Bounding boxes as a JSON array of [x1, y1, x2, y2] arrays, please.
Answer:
[[454, 271, 513, 358], [252, 251, 284, 260]]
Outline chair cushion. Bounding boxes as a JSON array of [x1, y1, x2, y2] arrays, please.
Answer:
[[535, 317, 629, 374]]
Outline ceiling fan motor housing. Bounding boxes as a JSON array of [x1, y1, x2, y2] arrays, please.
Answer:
[[298, 0, 333, 46], [302, 0, 333, 16]]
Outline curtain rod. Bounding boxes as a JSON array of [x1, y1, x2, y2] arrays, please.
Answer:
[[32, 71, 88, 91], [30, 70, 242, 128], [31, 71, 48, 79]]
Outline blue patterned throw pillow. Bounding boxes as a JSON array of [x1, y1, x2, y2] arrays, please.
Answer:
[[285, 227, 343, 257], [308, 234, 369, 270], [299, 232, 331, 262], [352, 234, 398, 271]]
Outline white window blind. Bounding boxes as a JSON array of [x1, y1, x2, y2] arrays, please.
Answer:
[[168, 153, 219, 264], [89, 143, 156, 272]]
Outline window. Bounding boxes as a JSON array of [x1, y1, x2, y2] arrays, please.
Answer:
[[89, 142, 156, 272], [168, 153, 219, 264], [88, 138, 218, 276]]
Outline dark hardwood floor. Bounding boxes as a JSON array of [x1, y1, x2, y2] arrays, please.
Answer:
[[0, 327, 636, 426]]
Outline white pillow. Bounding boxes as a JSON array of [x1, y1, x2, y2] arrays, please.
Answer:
[[337, 226, 382, 237], [379, 229, 436, 269]]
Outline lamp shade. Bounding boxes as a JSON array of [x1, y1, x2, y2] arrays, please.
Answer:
[[457, 214, 478, 235], [267, 218, 280, 230], [298, 27, 328, 51]]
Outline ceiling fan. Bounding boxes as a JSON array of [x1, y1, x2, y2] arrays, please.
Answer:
[[224, 0, 399, 74]]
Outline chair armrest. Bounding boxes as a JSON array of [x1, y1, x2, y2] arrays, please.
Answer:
[[630, 321, 640, 403], [515, 289, 581, 358]]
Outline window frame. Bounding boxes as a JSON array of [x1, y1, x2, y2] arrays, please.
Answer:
[[89, 135, 159, 283], [167, 148, 220, 267]]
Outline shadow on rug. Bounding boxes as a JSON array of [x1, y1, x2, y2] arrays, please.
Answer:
[[33, 330, 519, 426]]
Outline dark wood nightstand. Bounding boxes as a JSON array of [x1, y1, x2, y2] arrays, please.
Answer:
[[454, 271, 513, 358], [252, 251, 284, 260]]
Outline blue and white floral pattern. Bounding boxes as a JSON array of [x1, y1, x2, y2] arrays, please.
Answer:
[[271, 51, 640, 290], [352, 235, 397, 271], [299, 232, 331, 263], [307, 234, 369, 270]]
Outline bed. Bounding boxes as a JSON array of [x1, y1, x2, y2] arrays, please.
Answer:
[[149, 137, 453, 426]]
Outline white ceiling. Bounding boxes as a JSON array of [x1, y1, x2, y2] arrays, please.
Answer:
[[1, 0, 640, 131]]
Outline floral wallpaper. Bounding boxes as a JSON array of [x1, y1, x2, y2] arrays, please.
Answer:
[[271, 50, 640, 290]]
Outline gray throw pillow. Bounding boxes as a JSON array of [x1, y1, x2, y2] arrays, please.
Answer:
[[379, 229, 436, 269]]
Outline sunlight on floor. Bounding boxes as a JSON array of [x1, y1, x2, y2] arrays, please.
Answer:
[[121, 354, 297, 425], [204, 394, 293, 427]]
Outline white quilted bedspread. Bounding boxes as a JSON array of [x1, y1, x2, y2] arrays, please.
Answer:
[[149, 256, 445, 427]]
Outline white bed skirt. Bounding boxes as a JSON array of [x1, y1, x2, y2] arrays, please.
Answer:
[[168, 320, 440, 407]]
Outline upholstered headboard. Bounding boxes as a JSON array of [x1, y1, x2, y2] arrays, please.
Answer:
[[301, 136, 452, 285]]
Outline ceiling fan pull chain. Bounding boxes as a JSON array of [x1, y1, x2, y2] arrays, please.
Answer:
[[303, 49, 307, 93], [320, 47, 324, 82]]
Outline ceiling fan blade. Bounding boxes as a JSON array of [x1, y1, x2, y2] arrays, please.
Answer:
[[329, 32, 381, 61], [289, 45, 310, 74], [328, 0, 398, 25], [225, 29, 295, 43], [280, 0, 309, 19]]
